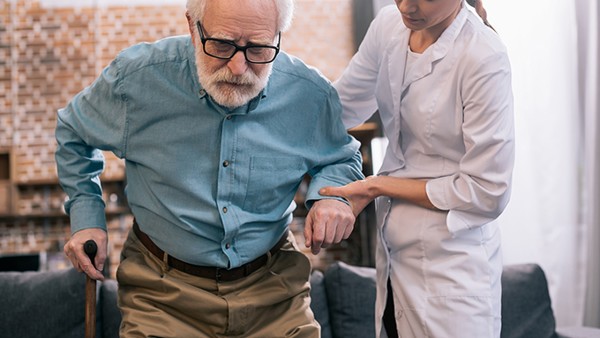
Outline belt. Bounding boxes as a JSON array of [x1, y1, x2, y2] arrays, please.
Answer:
[[132, 221, 287, 282]]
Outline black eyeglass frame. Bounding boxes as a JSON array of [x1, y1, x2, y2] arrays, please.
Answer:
[[196, 21, 281, 64]]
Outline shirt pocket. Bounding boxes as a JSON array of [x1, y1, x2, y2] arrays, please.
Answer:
[[243, 156, 306, 214]]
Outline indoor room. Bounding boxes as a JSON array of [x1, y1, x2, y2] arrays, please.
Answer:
[[1, 0, 598, 337]]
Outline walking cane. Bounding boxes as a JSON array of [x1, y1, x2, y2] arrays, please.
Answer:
[[84, 240, 98, 338]]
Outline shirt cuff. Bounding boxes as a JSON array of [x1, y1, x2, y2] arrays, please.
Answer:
[[68, 199, 107, 234]]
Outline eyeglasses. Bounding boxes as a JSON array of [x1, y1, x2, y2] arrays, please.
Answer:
[[196, 21, 280, 64]]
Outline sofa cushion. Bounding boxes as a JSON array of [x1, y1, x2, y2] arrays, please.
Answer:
[[310, 270, 333, 338], [501, 263, 557, 338], [0, 268, 90, 338], [100, 278, 121, 338], [324, 261, 376, 338]]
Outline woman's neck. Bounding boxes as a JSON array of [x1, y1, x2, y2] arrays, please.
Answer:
[[409, 4, 461, 53]]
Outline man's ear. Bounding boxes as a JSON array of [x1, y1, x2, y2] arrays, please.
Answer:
[[185, 11, 196, 44]]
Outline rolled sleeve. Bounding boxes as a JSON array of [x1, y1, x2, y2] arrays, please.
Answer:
[[427, 174, 512, 234]]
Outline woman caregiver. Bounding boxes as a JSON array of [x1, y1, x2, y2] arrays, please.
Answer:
[[319, 0, 515, 337]]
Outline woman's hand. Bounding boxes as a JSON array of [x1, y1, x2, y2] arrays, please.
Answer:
[[319, 177, 378, 217]]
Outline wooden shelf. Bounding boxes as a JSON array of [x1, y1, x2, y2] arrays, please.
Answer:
[[0, 212, 68, 219], [349, 122, 378, 140], [0, 207, 131, 221]]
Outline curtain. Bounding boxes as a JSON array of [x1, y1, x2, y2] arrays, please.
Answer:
[[577, 0, 600, 328], [487, 0, 590, 327]]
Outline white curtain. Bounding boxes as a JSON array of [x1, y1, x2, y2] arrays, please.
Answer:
[[487, 0, 597, 328], [577, 0, 600, 329]]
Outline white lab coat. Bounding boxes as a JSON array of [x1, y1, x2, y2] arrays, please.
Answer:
[[334, 3, 515, 338]]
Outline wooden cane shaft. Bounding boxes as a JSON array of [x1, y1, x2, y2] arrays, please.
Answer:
[[85, 276, 96, 338]]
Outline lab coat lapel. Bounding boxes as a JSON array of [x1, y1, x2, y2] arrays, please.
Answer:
[[388, 31, 408, 125], [382, 30, 409, 173], [400, 51, 433, 95]]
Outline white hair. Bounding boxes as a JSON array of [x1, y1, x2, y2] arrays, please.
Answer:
[[186, 0, 294, 32]]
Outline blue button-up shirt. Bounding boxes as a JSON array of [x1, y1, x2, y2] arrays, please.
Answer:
[[55, 35, 363, 268]]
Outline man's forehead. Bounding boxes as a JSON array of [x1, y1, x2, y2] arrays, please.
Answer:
[[201, 2, 278, 43], [203, 0, 278, 24]]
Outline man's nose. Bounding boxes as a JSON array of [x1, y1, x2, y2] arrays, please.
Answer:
[[227, 51, 248, 76]]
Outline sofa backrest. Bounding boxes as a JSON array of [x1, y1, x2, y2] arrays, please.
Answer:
[[500, 263, 558, 338], [0, 268, 120, 338]]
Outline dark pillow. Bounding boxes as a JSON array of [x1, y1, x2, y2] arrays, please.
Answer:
[[501, 263, 557, 338], [0, 268, 91, 338], [324, 261, 376, 338], [310, 270, 333, 338]]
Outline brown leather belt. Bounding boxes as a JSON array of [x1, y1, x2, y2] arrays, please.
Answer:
[[132, 221, 287, 282]]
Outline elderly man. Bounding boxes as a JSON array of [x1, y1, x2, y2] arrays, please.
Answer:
[[56, 0, 363, 337]]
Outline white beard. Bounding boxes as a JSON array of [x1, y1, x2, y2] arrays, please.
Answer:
[[195, 48, 272, 109]]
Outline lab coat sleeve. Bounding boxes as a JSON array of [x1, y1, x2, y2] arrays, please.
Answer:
[[426, 51, 515, 234], [333, 6, 392, 129]]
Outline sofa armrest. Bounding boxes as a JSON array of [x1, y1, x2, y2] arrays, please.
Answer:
[[100, 278, 121, 338], [556, 326, 600, 338], [0, 268, 124, 338], [0, 268, 89, 338]]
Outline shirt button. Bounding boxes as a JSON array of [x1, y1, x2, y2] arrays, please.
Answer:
[[225, 243, 231, 249], [199, 89, 206, 96], [222, 207, 228, 213], [226, 115, 232, 120], [222, 160, 229, 167]]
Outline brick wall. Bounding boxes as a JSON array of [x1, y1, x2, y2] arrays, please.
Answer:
[[0, 0, 356, 277]]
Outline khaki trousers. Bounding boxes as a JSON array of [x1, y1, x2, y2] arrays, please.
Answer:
[[117, 229, 319, 338]]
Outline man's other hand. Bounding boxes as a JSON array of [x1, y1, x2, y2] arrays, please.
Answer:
[[304, 199, 355, 255], [63, 228, 107, 281]]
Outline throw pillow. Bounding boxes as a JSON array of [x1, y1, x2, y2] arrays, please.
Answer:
[[324, 261, 377, 338]]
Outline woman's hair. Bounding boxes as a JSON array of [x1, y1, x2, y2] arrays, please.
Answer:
[[466, 0, 496, 32], [187, 0, 295, 33]]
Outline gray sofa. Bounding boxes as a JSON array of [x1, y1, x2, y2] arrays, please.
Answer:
[[1, 262, 598, 338]]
